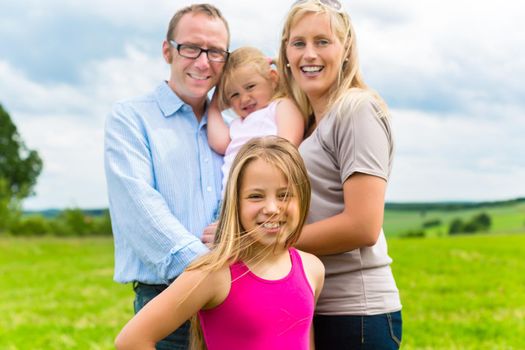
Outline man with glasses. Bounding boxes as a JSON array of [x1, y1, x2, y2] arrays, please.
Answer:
[[104, 4, 229, 349]]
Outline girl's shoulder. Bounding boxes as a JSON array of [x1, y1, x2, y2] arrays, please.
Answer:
[[294, 249, 325, 298], [274, 96, 299, 109], [192, 264, 231, 310], [274, 97, 304, 124], [295, 249, 325, 276]]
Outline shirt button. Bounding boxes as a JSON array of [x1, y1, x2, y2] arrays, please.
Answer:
[[204, 158, 209, 163], [207, 186, 212, 192]]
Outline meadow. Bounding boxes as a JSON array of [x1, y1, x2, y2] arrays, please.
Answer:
[[383, 200, 525, 237], [1, 233, 524, 349]]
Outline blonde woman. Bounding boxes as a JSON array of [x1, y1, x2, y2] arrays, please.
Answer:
[[115, 136, 324, 350], [278, 0, 402, 348]]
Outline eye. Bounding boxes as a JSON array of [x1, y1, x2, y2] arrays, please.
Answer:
[[278, 192, 292, 201], [229, 92, 239, 100], [247, 193, 263, 200], [208, 49, 223, 57], [316, 39, 330, 47], [180, 44, 201, 55], [290, 40, 305, 48], [246, 84, 256, 91]]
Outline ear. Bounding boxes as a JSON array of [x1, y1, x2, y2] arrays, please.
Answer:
[[162, 40, 173, 64], [269, 69, 279, 89]]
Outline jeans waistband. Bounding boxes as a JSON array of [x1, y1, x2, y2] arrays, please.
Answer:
[[132, 281, 169, 291]]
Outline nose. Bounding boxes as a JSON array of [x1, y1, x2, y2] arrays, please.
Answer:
[[240, 92, 250, 105], [193, 50, 211, 70], [263, 198, 280, 215], [303, 43, 317, 60]]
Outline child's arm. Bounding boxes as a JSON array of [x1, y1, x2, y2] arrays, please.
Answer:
[[310, 326, 316, 350], [298, 251, 324, 350], [115, 267, 229, 350], [299, 252, 325, 303], [275, 98, 305, 147], [207, 90, 231, 155]]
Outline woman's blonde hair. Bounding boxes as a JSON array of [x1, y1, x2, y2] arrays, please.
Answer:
[[277, 0, 387, 121], [187, 136, 311, 349], [218, 46, 278, 110]]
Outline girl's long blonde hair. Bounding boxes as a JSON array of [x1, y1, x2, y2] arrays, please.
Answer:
[[188, 136, 311, 349], [277, 0, 388, 121]]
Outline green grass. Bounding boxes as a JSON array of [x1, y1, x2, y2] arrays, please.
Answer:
[[384, 202, 525, 236], [1, 234, 524, 349], [389, 233, 525, 349], [0, 237, 133, 350]]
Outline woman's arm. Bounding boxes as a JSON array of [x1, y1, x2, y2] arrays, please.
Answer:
[[296, 173, 386, 256], [275, 98, 305, 147], [207, 91, 231, 155], [115, 268, 226, 350]]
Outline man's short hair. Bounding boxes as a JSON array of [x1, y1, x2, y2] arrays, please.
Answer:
[[167, 3, 230, 48]]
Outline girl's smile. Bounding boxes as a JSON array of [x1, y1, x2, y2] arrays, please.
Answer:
[[239, 158, 300, 249]]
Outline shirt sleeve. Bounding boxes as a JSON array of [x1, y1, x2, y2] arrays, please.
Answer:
[[328, 96, 393, 183], [104, 102, 208, 283]]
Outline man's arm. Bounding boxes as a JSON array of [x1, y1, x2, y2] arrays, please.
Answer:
[[105, 102, 208, 283]]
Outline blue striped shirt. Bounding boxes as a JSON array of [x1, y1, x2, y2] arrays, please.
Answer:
[[104, 82, 223, 284]]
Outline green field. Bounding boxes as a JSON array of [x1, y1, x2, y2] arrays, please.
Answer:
[[1, 234, 524, 349], [384, 201, 525, 237], [0, 238, 132, 350]]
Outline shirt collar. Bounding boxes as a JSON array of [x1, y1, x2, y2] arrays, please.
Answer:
[[155, 82, 210, 124], [155, 81, 187, 117]]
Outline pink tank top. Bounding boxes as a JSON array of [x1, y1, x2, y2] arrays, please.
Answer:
[[198, 248, 314, 350]]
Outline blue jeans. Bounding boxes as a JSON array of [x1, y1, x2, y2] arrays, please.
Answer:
[[314, 311, 402, 350], [213, 199, 223, 222], [133, 282, 190, 350]]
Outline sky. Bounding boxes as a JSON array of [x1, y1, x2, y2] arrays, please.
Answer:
[[1, 0, 524, 210]]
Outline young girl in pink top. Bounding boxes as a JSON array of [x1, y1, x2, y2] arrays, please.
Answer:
[[115, 136, 325, 350], [207, 46, 304, 195]]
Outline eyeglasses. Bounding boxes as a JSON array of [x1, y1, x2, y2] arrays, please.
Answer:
[[169, 40, 229, 63], [293, 0, 342, 11]]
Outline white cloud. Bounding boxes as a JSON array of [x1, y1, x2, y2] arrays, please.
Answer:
[[0, 0, 523, 209], [1, 46, 166, 209], [388, 108, 525, 201]]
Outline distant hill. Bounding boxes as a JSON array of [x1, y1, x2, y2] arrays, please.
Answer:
[[24, 208, 108, 218], [385, 197, 525, 211], [383, 198, 525, 237], [19, 198, 525, 238], [25, 198, 525, 217]]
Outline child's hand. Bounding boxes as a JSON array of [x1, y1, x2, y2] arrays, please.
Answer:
[[210, 87, 220, 110], [201, 221, 218, 247]]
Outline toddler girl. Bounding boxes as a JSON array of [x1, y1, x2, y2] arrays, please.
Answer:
[[207, 46, 304, 194]]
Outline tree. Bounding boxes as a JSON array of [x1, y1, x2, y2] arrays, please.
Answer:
[[448, 218, 464, 235], [0, 104, 43, 232], [472, 212, 491, 231]]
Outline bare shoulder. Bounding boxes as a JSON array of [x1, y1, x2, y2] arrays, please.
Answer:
[[274, 98, 305, 146], [276, 97, 302, 115], [196, 265, 231, 309], [296, 249, 325, 298], [297, 250, 325, 276]]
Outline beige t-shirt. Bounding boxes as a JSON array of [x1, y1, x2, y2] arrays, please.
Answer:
[[299, 93, 401, 315]]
